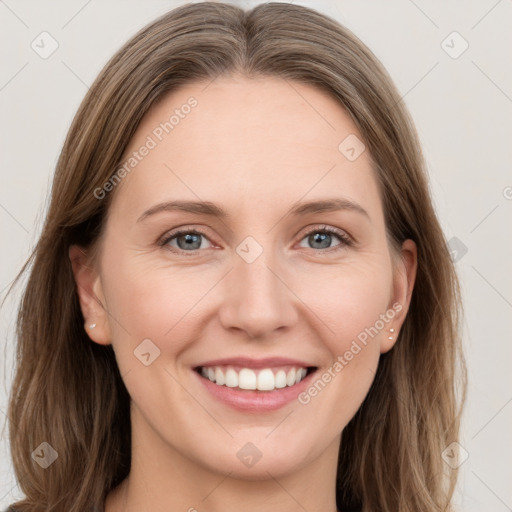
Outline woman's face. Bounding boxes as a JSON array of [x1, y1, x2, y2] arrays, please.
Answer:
[[73, 74, 416, 480]]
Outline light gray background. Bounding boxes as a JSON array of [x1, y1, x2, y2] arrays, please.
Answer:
[[1, 0, 511, 510]]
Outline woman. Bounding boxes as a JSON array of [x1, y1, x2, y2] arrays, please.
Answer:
[[4, 2, 466, 511]]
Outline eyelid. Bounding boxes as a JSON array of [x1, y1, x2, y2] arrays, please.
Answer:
[[296, 224, 353, 243]]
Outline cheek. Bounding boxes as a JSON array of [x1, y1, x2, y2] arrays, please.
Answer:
[[291, 258, 393, 348], [293, 268, 390, 428], [100, 247, 222, 379]]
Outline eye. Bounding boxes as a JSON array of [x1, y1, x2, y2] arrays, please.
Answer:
[[297, 225, 353, 252], [159, 225, 353, 255], [159, 228, 214, 254]]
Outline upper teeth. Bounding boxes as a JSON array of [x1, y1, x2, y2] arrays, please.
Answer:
[[200, 366, 308, 391]]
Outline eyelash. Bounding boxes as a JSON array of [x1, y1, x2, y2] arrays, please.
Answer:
[[158, 225, 353, 256]]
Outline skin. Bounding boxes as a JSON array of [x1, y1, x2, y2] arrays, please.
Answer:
[[70, 74, 417, 512]]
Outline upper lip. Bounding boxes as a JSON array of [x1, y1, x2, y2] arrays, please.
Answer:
[[193, 357, 317, 369]]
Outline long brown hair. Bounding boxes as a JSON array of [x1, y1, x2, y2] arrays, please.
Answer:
[[4, 2, 467, 511]]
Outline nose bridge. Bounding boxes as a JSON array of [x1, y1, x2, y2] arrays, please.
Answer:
[[219, 234, 297, 337], [238, 245, 280, 298], [235, 236, 284, 307]]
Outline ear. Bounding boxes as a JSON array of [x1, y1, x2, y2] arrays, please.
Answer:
[[380, 238, 417, 354], [69, 244, 112, 345]]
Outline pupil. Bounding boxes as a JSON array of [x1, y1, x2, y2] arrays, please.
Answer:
[[179, 233, 200, 249], [312, 232, 330, 249]]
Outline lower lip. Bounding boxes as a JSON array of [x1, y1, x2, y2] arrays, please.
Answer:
[[194, 369, 317, 412]]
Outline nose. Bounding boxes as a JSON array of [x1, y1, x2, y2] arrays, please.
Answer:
[[218, 248, 299, 340]]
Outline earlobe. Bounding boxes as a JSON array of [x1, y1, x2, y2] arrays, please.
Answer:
[[379, 326, 397, 354], [68, 245, 112, 345], [380, 239, 418, 354]]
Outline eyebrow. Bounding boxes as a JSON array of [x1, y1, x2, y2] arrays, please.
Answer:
[[136, 197, 370, 223]]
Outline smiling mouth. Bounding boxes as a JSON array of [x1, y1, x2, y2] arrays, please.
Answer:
[[194, 365, 317, 392]]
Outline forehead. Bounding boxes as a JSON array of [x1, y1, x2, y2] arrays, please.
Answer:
[[109, 74, 382, 223]]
